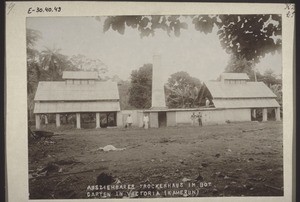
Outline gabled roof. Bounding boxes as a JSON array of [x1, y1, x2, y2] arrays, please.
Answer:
[[62, 71, 99, 80], [34, 81, 119, 101], [220, 73, 250, 80], [205, 81, 277, 99]]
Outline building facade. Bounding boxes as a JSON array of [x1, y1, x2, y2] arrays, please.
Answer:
[[142, 72, 281, 128], [33, 67, 281, 129], [204, 73, 281, 122], [34, 71, 121, 129]]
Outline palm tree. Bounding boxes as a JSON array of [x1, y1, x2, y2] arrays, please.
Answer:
[[26, 29, 41, 60], [27, 29, 42, 120], [39, 47, 71, 81]]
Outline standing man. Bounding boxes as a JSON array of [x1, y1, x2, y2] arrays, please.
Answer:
[[197, 112, 202, 127], [126, 114, 133, 128], [205, 97, 210, 107], [191, 112, 197, 126], [143, 114, 149, 129]]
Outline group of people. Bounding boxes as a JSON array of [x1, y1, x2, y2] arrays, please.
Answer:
[[191, 112, 203, 126], [126, 114, 149, 129], [126, 111, 203, 129]]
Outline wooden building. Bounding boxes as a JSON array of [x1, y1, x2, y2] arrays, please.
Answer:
[[204, 73, 281, 122], [33, 68, 281, 129], [143, 72, 281, 128], [33, 71, 121, 129]]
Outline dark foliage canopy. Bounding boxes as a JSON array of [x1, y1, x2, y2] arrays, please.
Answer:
[[128, 64, 153, 109], [103, 15, 281, 63], [166, 71, 202, 108]]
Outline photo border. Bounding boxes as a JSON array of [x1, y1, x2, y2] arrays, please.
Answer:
[[5, 1, 295, 202]]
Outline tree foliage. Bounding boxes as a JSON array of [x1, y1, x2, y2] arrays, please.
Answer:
[[27, 29, 42, 120], [225, 54, 281, 86], [39, 47, 75, 81], [27, 29, 42, 91], [103, 15, 188, 37], [269, 83, 282, 107], [165, 71, 202, 108], [214, 15, 281, 62], [128, 64, 152, 109], [70, 54, 108, 76], [225, 54, 282, 109], [261, 69, 281, 87], [26, 28, 109, 120], [224, 54, 258, 81], [102, 14, 281, 62], [27, 29, 41, 60], [118, 80, 135, 110], [225, 54, 254, 73]]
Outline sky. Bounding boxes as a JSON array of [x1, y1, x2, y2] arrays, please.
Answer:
[[27, 16, 282, 83]]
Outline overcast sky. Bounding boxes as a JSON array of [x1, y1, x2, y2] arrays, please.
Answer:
[[27, 16, 282, 83]]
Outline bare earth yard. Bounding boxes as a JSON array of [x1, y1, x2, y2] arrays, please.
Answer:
[[29, 121, 283, 199]]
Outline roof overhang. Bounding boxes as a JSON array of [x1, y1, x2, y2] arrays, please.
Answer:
[[212, 98, 280, 108], [34, 101, 121, 114]]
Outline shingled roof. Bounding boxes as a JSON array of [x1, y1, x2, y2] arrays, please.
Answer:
[[34, 81, 119, 101], [204, 80, 280, 108], [205, 81, 277, 99]]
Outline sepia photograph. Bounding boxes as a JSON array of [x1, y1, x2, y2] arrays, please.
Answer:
[[5, 1, 295, 202], [26, 14, 284, 199]]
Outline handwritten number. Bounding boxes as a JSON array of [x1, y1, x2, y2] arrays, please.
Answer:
[[285, 4, 295, 18], [285, 4, 290, 10], [36, 7, 43, 12], [27, 6, 61, 14]]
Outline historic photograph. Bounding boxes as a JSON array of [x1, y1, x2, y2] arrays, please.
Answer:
[[26, 14, 283, 199]]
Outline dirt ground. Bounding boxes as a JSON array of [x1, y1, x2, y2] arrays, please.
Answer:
[[28, 121, 283, 199]]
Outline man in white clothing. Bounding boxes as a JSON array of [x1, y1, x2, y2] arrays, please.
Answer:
[[126, 114, 133, 128], [143, 114, 149, 129], [205, 97, 210, 107]]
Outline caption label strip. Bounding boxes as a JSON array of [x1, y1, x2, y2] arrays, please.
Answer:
[[87, 182, 212, 198]]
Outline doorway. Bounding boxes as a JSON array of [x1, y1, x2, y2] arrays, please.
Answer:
[[267, 108, 276, 121], [158, 112, 167, 127], [100, 112, 117, 128], [81, 113, 96, 129], [251, 108, 263, 122]]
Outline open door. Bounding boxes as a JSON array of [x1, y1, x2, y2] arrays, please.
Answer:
[[100, 112, 117, 128], [251, 108, 263, 122], [158, 112, 167, 127]]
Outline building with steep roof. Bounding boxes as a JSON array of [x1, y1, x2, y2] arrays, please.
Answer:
[[202, 73, 281, 122], [143, 71, 281, 128], [33, 71, 121, 129], [33, 66, 281, 129]]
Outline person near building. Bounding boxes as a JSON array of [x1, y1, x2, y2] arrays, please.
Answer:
[[205, 97, 210, 107], [191, 112, 197, 126], [197, 112, 202, 126], [126, 114, 133, 128], [143, 114, 149, 129]]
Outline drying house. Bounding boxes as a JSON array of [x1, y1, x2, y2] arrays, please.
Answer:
[[203, 73, 281, 123], [142, 57, 281, 128], [33, 57, 281, 129], [33, 71, 121, 129]]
